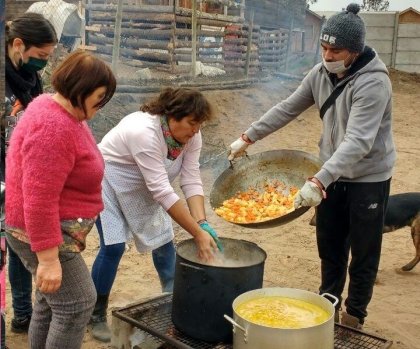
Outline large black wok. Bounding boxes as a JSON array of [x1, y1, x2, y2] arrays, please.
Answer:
[[209, 150, 322, 229]]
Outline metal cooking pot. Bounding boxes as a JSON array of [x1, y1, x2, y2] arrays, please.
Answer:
[[172, 238, 267, 343], [225, 287, 338, 349], [209, 150, 322, 228]]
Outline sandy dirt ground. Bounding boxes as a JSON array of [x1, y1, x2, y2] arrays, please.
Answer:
[[5, 70, 420, 349]]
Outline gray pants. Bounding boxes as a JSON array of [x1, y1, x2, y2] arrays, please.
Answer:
[[6, 234, 96, 349]]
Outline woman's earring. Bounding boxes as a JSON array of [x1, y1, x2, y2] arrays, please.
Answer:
[[14, 51, 23, 68], [17, 51, 24, 68]]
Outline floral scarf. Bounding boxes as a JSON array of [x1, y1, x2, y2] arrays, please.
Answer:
[[160, 115, 185, 160]]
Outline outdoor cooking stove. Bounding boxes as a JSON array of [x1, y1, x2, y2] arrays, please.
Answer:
[[112, 294, 392, 349]]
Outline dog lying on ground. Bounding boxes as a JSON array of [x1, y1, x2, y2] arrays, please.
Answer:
[[309, 192, 420, 271]]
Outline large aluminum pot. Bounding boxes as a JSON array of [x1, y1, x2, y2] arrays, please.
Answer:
[[172, 238, 267, 343], [210, 150, 322, 229], [225, 287, 338, 349]]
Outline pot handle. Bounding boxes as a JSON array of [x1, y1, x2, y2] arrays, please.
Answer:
[[179, 262, 203, 271], [228, 153, 250, 170], [224, 315, 248, 343], [321, 293, 339, 307]]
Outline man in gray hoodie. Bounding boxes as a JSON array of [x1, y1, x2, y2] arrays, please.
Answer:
[[228, 3, 395, 328]]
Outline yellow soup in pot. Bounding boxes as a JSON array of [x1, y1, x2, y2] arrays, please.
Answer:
[[235, 296, 330, 329]]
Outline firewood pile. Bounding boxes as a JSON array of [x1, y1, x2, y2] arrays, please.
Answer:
[[83, 0, 290, 79]]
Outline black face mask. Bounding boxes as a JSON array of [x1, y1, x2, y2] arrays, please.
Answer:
[[21, 57, 48, 73]]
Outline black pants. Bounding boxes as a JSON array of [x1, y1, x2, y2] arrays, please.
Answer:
[[316, 179, 391, 322]]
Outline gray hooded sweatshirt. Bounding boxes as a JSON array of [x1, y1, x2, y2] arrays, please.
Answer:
[[245, 47, 396, 189]]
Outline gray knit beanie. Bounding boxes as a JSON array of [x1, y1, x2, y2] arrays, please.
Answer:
[[320, 3, 366, 53]]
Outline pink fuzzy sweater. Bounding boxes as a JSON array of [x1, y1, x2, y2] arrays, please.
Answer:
[[5, 94, 104, 252]]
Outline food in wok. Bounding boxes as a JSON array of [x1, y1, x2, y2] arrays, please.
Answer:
[[210, 150, 322, 228], [214, 180, 299, 223]]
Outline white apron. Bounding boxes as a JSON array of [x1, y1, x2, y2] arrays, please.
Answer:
[[100, 155, 183, 252]]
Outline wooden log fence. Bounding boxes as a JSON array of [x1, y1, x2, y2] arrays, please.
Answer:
[[95, 44, 172, 63], [175, 41, 223, 49], [89, 35, 171, 50], [86, 4, 244, 23], [259, 29, 288, 71], [84, 2, 289, 76], [89, 21, 173, 30], [90, 12, 174, 22]]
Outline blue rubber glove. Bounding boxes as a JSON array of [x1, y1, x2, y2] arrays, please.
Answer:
[[199, 221, 224, 252]]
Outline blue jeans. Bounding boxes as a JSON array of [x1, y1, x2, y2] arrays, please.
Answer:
[[152, 239, 176, 293], [8, 243, 33, 320], [1, 313, 5, 348], [91, 217, 175, 295]]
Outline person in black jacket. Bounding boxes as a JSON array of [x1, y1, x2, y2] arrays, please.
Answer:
[[3, 12, 57, 334]]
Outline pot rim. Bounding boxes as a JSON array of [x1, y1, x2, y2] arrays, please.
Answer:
[[176, 237, 267, 269], [232, 287, 336, 330]]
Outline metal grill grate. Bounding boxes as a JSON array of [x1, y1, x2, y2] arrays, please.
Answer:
[[113, 294, 392, 349]]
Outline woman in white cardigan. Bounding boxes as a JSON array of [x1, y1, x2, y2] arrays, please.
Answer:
[[90, 87, 220, 342]]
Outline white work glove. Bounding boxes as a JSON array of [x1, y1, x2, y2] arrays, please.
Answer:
[[294, 180, 325, 209], [228, 136, 251, 160]]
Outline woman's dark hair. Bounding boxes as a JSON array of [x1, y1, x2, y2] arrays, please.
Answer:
[[140, 87, 213, 122], [51, 50, 116, 115], [6, 13, 58, 49]]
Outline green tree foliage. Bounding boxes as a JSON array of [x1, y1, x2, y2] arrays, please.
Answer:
[[361, 0, 389, 11], [304, 0, 389, 12]]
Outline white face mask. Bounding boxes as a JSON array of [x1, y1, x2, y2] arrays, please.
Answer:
[[322, 57, 349, 74]]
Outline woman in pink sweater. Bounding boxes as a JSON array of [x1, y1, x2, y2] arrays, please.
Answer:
[[5, 50, 116, 349]]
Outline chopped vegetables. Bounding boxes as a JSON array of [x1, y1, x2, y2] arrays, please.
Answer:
[[215, 180, 298, 223]]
